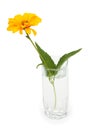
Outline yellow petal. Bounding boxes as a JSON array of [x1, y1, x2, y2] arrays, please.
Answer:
[[25, 28, 31, 34], [30, 28, 37, 36], [19, 28, 23, 34], [29, 16, 42, 26]]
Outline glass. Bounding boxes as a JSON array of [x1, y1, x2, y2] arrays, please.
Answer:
[[42, 61, 68, 119]]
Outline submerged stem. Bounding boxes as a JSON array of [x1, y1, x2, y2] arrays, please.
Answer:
[[52, 82, 56, 109], [49, 77, 56, 109]]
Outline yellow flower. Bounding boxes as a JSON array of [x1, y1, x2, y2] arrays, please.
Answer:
[[7, 13, 42, 35]]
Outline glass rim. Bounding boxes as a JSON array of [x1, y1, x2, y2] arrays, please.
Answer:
[[42, 61, 68, 71]]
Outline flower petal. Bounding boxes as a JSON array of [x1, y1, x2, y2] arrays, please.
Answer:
[[30, 28, 37, 35], [25, 28, 31, 34]]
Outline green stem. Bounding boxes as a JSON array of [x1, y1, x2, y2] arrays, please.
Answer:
[[26, 33, 57, 109], [26, 33, 38, 53], [26, 33, 54, 77]]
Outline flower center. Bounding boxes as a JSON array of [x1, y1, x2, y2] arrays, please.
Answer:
[[21, 20, 30, 29], [22, 20, 28, 25]]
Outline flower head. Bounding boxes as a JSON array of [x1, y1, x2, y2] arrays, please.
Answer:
[[7, 13, 42, 35]]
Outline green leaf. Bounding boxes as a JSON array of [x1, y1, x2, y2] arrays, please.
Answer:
[[56, 48, 82, 70], [35, 42, 56, 77]]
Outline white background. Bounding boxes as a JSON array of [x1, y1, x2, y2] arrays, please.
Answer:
[[0, 0, 88, 129]]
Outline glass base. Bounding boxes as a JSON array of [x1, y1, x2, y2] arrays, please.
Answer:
[[44, 110, 67, 120]]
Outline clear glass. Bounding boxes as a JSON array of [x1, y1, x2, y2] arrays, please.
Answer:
[[42, 61, 68, 119]]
